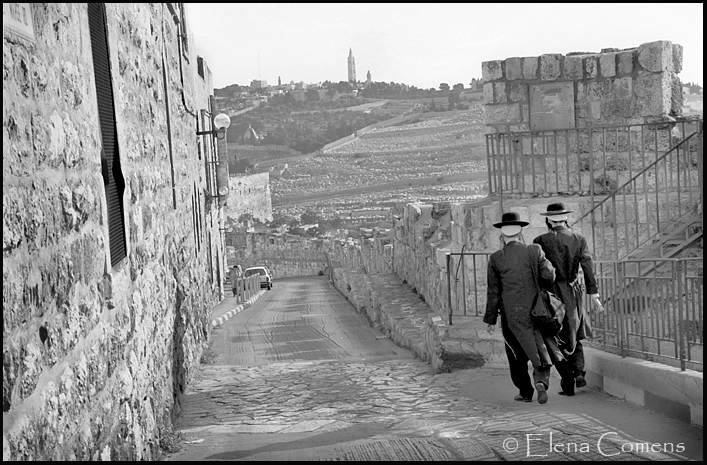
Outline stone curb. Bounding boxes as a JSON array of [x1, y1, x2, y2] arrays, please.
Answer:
[[211, 291, 266, 328], [584, 347, 703, 427]]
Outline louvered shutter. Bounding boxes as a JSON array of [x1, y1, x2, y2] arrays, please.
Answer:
[[88, 4, 126, 267]]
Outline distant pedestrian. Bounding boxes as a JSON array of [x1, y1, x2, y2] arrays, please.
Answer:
[[534, 202, 604, 396], [483, 212, 566, 404], [229, 265, 242, 297]]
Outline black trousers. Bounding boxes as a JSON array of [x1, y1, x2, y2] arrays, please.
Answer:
[[568, 340, 586, 377], [502, 324, 550, 398]]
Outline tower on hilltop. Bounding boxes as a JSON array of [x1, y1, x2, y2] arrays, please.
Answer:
[[348, 48, 356, 84], [366, 70, 371, 87]]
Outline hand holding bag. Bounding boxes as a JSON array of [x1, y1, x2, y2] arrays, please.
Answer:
[[531, 288, 565, 337], [530, 253, 565, 337]]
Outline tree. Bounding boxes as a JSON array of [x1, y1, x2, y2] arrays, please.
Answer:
[[305, 88, 320, 102], [453, 83, 465, 91], [439, 83, 450, 91]]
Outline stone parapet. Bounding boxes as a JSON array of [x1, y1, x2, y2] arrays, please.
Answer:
[[481, 40, 684, 131]]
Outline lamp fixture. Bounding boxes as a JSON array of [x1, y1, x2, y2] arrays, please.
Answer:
[[197, 112, 231, 140]]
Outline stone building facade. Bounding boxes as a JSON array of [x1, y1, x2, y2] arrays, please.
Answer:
[[3, 4, 230, 460], [226, 172, 274, 224], [482, 40, 684, 133]]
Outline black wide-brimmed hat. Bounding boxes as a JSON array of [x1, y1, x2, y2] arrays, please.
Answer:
[[493, 211, 529, 228], [539, 202, 574, 217]]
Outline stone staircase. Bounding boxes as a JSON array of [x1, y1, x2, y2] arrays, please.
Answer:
[[330, 267, 508, 373]]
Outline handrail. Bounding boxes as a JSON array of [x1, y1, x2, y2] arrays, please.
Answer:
[[571, 131, 699, 227]]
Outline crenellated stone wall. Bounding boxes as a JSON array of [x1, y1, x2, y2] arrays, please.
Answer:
[[3, 4, 227, 460], [230, 233, 330, 278], [227, 172, 273, 223], [482, 40, 684, 133]]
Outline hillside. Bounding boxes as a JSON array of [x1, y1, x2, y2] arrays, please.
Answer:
[[265, 105, 490, 221]]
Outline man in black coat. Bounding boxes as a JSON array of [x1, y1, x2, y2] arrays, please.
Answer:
[[534, 203, 605, 396], [484, 212, 564, 404]]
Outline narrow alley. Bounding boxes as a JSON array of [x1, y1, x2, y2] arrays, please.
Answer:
[[165, 277, 702, 461]]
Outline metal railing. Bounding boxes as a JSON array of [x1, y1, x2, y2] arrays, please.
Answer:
[[446, 252, 703, 371], [572, 129, 702, 261], [485, 117, 702, 201], [486, 118, 702, 262], [587, 258, 703, 371], [445, 251, 493, 323], [225, 275, 261, 303]]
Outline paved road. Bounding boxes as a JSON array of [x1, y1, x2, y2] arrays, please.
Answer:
[[165, 276, 701, 461]]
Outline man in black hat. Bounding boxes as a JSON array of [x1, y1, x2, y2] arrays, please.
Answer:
[[534, 202, 604, 396], [484, 212, 564, 404]]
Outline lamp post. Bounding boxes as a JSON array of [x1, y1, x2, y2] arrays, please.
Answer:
[[197, 112, 231, 203]]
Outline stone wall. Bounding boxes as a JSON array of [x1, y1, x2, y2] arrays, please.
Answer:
[[226, 172, 273, 223], [329, 198, 593, 322], [3, 4, 227, 460], [230, 233, 329, 278], [482, 40, 684, 132]]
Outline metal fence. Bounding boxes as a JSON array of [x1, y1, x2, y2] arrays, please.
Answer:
[[485, 119, 703, 262], [224, 275, 262, 303], [445, 252, 703, 371], [588, 257, 703, 371], [485, 117, 702, 200]]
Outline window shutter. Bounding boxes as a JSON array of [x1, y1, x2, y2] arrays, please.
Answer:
[[88, 3, 126, 267]]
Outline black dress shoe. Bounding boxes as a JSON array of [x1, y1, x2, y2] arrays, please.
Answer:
[[535, 383, 548, 404], [575, 375, 587, 388], [559, 379, 575, 396]]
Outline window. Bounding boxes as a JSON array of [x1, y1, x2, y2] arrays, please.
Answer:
[[88, 3, 126, 267]]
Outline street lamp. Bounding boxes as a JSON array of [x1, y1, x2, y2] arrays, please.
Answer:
[[197, 112, 231, 139]]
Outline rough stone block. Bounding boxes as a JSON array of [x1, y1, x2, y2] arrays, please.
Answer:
[[483, 82, 494, 105], [494, 82, 507, 103], [672, 43, 683, 73], [617, 50, 634, 75], [481, 60, 503, 82], [637, 40, 673, 73], [597, 77, 634, 118], [671, 74, 683, 116], [508, 81, 527, 103], [484, 103, 522, 125], [563, 55, 584, 80], [635, 73, 671, 117], [505, 57, 522, 80], [522, 57, 538, 80], [585, 55, 598, 78], [599, 52, 617, 78], [539, 54, 561, 81]]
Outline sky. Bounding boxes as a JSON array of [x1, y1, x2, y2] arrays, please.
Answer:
[[186, 3, 703, 91]]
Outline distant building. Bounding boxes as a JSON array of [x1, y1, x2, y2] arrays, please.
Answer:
[[250, 79, 268, 89], [348, 48, 356, 83], [366, 70, 372, 87]]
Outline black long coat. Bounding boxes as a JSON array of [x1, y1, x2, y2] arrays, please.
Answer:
[[483, 241, 562, 368], [533, 225, 599, 353]]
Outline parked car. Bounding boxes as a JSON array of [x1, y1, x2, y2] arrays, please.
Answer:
[[244, 266, 273, 290]]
